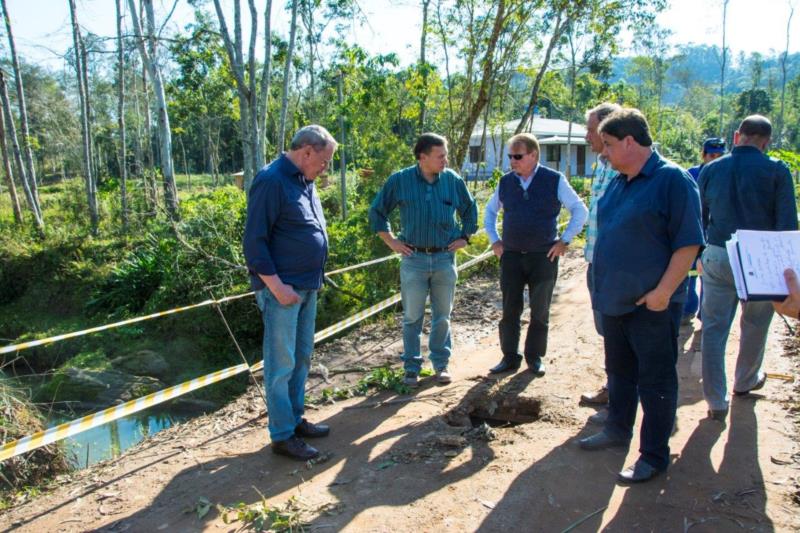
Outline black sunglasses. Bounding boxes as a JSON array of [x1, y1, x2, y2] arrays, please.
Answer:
[[507, 153, 526, 160]]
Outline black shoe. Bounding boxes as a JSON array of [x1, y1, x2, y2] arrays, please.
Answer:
[[578, 431, 629, 451], [707, 408, 728, 422], [618, 460, 663, 483], [271, 435, 320, 460], [527, 359, 546, 377], [733, 374, 766, 396], [489, 358, 521, 374], [295, 418, 330, 438]]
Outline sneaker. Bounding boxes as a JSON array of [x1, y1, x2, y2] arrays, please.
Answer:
[[436, 368, 452, 384], [580, 386, 609, 406], [403, 371, 419, 388]]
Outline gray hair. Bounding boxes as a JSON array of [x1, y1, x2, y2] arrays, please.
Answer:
[[586, 102, 622, 123], [289, 125, 338, 151]]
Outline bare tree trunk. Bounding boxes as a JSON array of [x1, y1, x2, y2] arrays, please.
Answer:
[[257, 0, 273, 172], [435, 0, 455, 142], [718, 0, 729, 138], [0, 0, 41, 218], [516, 9, 564, 134], [128, 0, 179, 220], [777, 4, 793, 148], [337, 71, 347, 219], [301, 0, 316, 119], [69, 0, 99, 234], [418, 0, 431, 133], [116, 0, 129, 229], [0, 70, 42, 233], [0, 104, 21, 223], [278, 0, 299, 154]]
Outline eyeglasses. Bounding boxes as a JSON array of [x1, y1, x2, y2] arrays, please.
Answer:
[[507, 153, 526, 160]]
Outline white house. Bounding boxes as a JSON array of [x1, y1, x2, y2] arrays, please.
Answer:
[[462, 116, 597, 180]]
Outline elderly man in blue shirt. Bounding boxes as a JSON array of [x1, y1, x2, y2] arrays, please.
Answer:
[[698, 115, 797, 422], [243, 125, 336, 461], [578, 109, 704, 484], [484, 133, 587, 376], [369, 133, 478, 388]]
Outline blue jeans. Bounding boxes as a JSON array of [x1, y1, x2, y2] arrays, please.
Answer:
[[255, 287, 317, 442], [700, 245, 773, 411], [400, 251, 457, 374], [601, 302, 682, 471]]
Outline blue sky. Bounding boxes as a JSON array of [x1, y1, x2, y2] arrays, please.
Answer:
[[3, 0, 798, 71]]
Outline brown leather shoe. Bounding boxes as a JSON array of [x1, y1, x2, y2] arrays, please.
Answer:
[[271, 435, 320, 460], [580, 386, 609, 406], [295, 418, 330, 438]]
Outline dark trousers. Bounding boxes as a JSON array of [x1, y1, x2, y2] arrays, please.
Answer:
[[601, 302, 682, 471], [499, 251, 558, 365]]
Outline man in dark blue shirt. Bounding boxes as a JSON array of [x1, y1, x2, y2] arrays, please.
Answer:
[[369, 133, 478, 387], [698, 115, 797, 422], [578, 109, 704, 484], [683, 138, 726, 324], [243, 125, 336, 461]]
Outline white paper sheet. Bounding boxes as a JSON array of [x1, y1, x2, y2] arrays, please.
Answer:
[[726, 230, 800, 299]]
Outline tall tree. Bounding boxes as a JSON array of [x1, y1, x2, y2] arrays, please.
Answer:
[[278, 0, 299, 154], [718, 0, 729, 137], [68, 0, 99, 233], [128, 0, 179, 220], [777, 3, 794, 148], [0, 0, 41, 220], [211, 0, 272, 190], [115, 0, 129, 229], [418, 0, 431, 132], [0, 104, 21, 224], [0, 70, 42, 233]]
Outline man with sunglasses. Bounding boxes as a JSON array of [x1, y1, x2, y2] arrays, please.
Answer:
[[484, 133, 588, 375], [682, 137, 727, 326], [369, 133, 478, 388]]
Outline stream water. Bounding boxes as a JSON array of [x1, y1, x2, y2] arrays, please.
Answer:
[[48, 407, 196, 468]]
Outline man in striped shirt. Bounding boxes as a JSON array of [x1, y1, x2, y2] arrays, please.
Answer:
[[369, 133, 478, 387], [580, 102, 621, 412]]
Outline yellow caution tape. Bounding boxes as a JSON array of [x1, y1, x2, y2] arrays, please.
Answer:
[[0, 363, 249, 462], [0, 293, 254, 356], [0, 246, 495, 463]]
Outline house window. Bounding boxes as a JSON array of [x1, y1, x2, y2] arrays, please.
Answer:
[[546, 145, 561, 162], [469, 145, 484, 163]]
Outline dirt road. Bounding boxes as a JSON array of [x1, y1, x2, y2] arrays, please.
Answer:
[[2, 251, 799, 532]]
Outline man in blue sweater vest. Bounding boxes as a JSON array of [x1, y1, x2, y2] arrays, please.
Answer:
[[484, 133, 587, 375], [243, 125, 336, 461]]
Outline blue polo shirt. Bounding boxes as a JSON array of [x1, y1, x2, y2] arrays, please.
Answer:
[[592, 151, 704, 316], [243, 154, 328, 291]]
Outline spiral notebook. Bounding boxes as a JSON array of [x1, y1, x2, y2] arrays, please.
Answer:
[[726, 230, 800, 301]]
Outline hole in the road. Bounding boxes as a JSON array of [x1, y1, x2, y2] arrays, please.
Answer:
[[446, 391, 542, 428]]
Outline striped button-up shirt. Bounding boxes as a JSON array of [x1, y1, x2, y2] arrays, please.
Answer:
[[369, 165, 478, 248], [583, 157, 617, 263]]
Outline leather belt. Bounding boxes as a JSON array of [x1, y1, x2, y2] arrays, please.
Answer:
[[408, 245, 447, 253]]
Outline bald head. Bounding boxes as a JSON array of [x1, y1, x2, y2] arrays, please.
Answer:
[[735, 115, 772, 151]]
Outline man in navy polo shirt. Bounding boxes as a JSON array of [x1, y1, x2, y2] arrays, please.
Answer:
[[369, 133, 478, 388], [484, 132, 587, 376], [682, 137, 726, 325], [243, 125, 336, 461], [698, 115, 797, 422], [578, 109, 703, 483]]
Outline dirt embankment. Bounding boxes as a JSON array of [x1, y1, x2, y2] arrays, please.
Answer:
[[2, 250, 799, 532]]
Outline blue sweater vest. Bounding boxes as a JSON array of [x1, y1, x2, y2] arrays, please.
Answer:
[[498, 166, 561, 253]]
